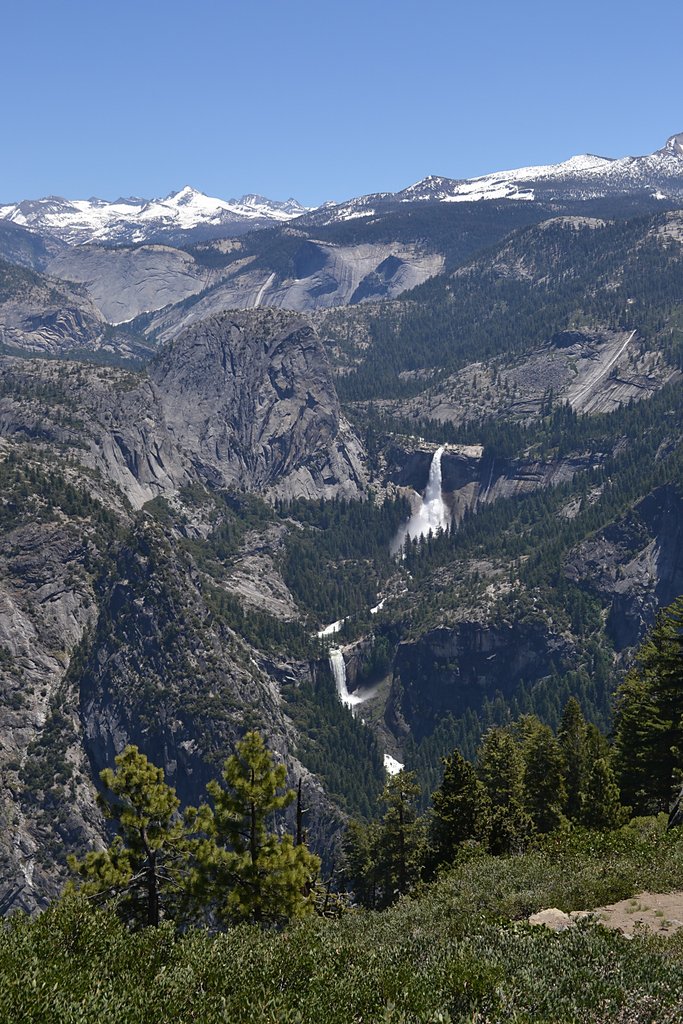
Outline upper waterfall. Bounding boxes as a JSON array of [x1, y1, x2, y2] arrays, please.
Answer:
[[391, 446, 451, 555]]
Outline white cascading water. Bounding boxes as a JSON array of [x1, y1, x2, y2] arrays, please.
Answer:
[[329, 647, 364, 708], [391, 446, 451, 555], [321, 449, 452, 743], [328, 647, 402, 768], [329, 649, 403, 773]]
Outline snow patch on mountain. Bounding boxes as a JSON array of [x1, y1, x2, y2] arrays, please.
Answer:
[[0, 187, 310, 245], [4, 132, 683, 244], [398, 139, 683, 205], [306, 133, 683, 224]]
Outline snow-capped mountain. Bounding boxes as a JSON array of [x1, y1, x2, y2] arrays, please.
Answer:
[[303, 133, 683, 225], [3, 133, 683, 247], [0, 186, 310, 246]]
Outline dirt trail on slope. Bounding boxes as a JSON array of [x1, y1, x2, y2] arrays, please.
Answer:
[[530, 891, 683, 937]]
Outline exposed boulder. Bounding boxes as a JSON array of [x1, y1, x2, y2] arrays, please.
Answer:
[[528, 908, 576, 931]]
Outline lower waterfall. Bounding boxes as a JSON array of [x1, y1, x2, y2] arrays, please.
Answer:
[[329, 647, 364, 708]]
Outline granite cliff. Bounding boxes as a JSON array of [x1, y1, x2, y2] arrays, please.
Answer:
[[0, 308, 369, 913]]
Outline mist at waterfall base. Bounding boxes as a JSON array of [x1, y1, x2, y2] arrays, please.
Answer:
[[390, 446, 451, 556], [329, 648, 378, 708]]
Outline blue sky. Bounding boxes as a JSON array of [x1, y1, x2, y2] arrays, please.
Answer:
[[2, 0, 682, 206]]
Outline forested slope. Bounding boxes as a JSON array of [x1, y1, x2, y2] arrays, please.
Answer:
[[2, 202, 683, 916]]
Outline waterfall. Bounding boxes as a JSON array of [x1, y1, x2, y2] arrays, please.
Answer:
[[329, 648, 363, 708], [391, 446, 451, 555], [324, 638, 395, 766]]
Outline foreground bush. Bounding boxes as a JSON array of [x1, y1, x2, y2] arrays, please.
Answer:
[[3, 818, 683, 1023]]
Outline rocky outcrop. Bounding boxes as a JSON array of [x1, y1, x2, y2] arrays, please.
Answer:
[[136, 240, 444, 344], [48, 244, 216, 324], [0, 497, 344, 914], [0, 263, 105, 357], [0, 310, 368, 507], [565, 485, 683, 650], [0, 259, 151, 361], [395, 330, 678, 427], [33, 235, 446, 339], [0, 518, 103, 913], [223, 525, 300, 620], [149, 310, 367, 501], [384, 439, 595, 522]]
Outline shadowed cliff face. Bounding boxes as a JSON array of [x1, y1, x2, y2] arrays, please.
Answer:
[[387, 622, 570, 742], [0, 310, 368, 508], [76, 523, 318, 811]]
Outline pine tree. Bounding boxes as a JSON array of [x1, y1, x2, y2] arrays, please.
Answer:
[[342, 818, 383, 909], [190, 731, 319, 926], [519, 717, 567, 833], [477, 728, 532, 854], [580, 757, 629, 830], [584, 722, 610, 763], [557, 697, 588, 821], [376, 770, 424, 906], [68, 745, 190, 928], [614, 596, 683, 813], [430, 749, 491, 868]]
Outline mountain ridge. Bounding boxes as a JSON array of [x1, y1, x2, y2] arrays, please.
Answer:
[[3, 132, 683, 246], [0, 187, 310, 246], [304, 132, 683, 225]]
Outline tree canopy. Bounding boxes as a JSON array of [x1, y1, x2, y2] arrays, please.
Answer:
[[614, 596, 683, 814], [68, 745, 191, 927], [189, 731, 320, 925], [69, 733, 320, 929]]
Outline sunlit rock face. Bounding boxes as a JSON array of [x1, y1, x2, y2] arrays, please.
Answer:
[[149, 309, 368, 502]]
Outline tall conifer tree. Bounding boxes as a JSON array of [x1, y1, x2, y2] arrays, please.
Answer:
[[68, 745, 191, 927], [190, 731, 319, 925], [477, 728, 532, 853], [558, 697, 588, 821], [430, 749, 491, 868], [614, 596, 683, 813]]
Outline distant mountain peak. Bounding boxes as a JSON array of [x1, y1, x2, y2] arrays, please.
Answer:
[[4, 132, 683, 246], [168, 185, 202, 204], [302, 131, 683, 226], [663, 132, 683, 158], [0, 186, 310, 246]]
